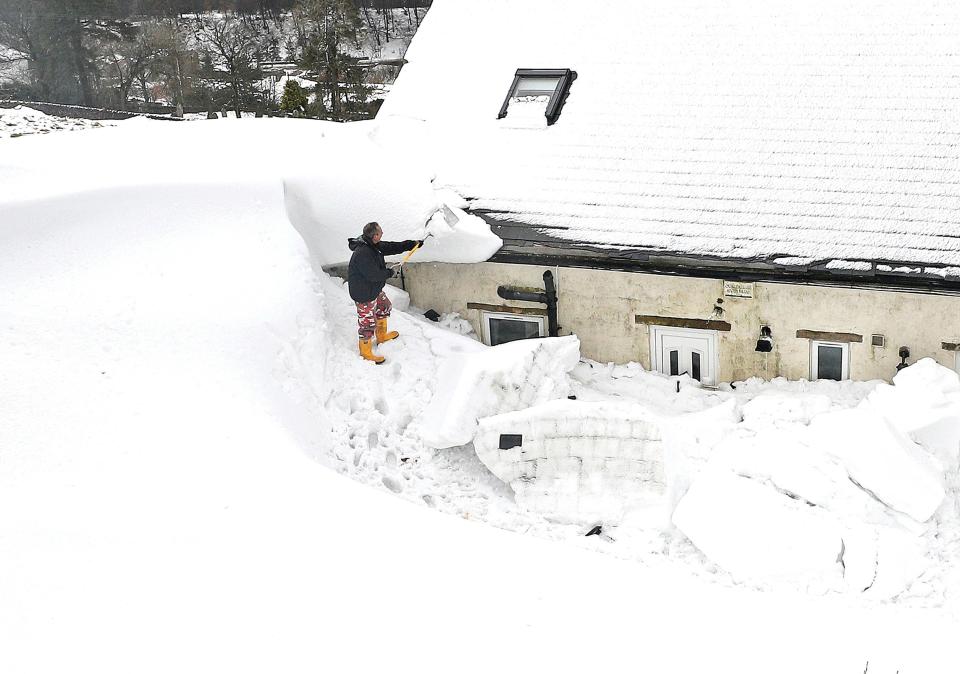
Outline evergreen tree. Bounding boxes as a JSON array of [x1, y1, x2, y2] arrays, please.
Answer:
[[294, 0, 364, 121], [278, 78, 307, 115]]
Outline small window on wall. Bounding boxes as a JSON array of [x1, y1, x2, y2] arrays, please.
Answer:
[[482, 311, 545, 346], [810, 340, 850, 381], [497, 68, 577, 126]]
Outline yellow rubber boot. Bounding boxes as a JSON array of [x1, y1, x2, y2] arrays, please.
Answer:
[[359, 338, 385, 364], [375, 318, 399, 344]]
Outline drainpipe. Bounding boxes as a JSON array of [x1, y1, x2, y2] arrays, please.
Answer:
[[496, 270, 560, 337]]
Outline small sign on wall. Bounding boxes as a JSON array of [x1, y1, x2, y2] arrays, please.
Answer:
[[723, 280, 754, 299]]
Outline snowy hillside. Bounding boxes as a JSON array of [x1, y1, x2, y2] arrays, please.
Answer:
[[2, 115, 960, 672]]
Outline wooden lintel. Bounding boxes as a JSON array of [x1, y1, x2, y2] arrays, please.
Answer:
[[942, 342, 960, 352], [796, 329, 863, 343], [467, 302, 546, 316], [634, 315, 731, 331]]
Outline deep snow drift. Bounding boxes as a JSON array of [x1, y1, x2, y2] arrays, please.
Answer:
[[2, 115, 960, 673], [281, 119, 502, 267]]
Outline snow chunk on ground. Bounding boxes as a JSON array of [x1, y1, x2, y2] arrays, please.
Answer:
[[660, 399, 742, 512], [741, 390, 832, 429], [866, 359, 960, 470], [419, 335, 581, 449], [711, 428, 877, 520], [474, 399, 664, 523], [436, 312, 477, 339], [381, 283, 410, 312], [869, 525, 930, 599], [808, 408, 945, 523], [672, 467, 844, 587], [894, 357, 960, 396]]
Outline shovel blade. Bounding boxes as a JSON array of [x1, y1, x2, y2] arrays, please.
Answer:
[[440, 203, 461, 227]]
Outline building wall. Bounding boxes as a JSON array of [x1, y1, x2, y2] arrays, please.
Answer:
[[404, 261, 960, 383]]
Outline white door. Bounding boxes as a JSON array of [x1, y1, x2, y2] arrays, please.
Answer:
[[650, 326, 719, 386]]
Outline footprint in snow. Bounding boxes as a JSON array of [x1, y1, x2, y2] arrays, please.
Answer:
[[381, 474, 403, 493], [374, 396, 389, 416]]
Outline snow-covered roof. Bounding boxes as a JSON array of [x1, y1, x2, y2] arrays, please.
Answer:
[[380, 0, 960, 279]]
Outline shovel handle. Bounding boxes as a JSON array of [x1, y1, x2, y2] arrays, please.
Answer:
[[399, 240, 422, 265]]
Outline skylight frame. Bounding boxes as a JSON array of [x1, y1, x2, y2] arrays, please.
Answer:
[[497, 68, 577, 126]]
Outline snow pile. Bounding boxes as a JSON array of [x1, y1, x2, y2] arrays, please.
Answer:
[[474, 399, 664, 523], [570, 359, 723, 414], [866, 359, 960, 471], [741, 390, 832, 428], [668, 361, 955, 594], [418, 335, 581, 449], [436, 311, 478, 338], [0, 104, 115, 138]]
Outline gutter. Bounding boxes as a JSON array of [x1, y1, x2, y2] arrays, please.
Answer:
[[489, 249, 960, 297]]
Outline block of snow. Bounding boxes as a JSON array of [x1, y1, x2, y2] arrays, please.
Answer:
[[866, 384, 960, 471], [865, 360, 960, 470], [418, 205, 504, 263], [807, 408, 945, 523], [418, 335, 581, 449], [839, 524, 880, 593], [473, 399, 664, 523], [711, 427, 885, 523], [866, 525, 929, 600], [893, 357, 960, 396], [381, 284, 410, 312], [660, 399, 741, 513], [672, 467, 844, 586], [840, 523, 929, 598]]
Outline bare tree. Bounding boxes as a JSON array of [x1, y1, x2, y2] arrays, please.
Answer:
[[100, 24, 159, 109], [0, 0, 71, 101], [194, 13, 265, 117], [295, 0, 363, 120], [151, 18, 197, 111]]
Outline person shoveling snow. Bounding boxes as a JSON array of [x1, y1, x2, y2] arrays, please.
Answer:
[[347, 221, 423, 364]]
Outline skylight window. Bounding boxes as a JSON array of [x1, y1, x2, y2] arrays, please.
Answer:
[[497, 68, 577, 126]]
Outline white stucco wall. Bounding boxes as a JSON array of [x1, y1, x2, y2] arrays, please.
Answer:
[[404, 261, 960, 383]]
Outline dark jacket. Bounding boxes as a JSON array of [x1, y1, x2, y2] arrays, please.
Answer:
[[347, 235, 417, 303]]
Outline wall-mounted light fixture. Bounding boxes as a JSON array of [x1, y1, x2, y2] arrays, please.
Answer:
[[711, 297, 725, 319], [755, 325, 773, 352], [896, 346, 911, 372]]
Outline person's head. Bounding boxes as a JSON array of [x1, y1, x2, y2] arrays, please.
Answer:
[[363, 221, 382, 244]]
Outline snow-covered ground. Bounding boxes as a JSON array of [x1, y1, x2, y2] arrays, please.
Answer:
[[2, 114, 959, 672], [0, 104, 117, 138]]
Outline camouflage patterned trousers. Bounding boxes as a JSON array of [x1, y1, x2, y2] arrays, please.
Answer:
[[356, 291, 392, 339]]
